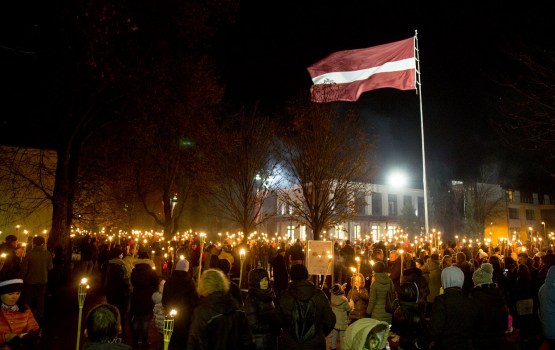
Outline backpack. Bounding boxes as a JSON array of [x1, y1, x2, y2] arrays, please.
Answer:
[[291, 293, 318, 343]]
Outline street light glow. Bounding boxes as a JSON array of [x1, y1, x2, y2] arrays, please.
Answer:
[[387, 171, 408, 188]]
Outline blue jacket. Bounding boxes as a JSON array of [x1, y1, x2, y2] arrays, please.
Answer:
[[539, 265, 555, 339]]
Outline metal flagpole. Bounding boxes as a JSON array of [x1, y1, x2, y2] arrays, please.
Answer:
[[414, 30, 430, 236]]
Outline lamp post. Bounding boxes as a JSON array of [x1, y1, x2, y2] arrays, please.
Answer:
[[164, 309, 177, 350], [239, 249, 246, 289], [76, 278, 89, 350]]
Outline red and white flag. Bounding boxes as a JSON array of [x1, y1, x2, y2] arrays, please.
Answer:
[[307, 37, 416, 102]]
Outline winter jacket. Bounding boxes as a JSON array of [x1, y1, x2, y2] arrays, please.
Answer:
[[426, 258, 441, 302], [275, 279, 335, 350], [21, 246, 53, 284], [421, 287, 480, 350], [391, 300, 426, 350], [367, 272, 392, 324], [346, 286, 368, 321], [187, 291, 253, 350], [539, 265, 555, 340], [271, 254, 289, 292], [401, 267, 430, 305], [389, 258, 403, 292], [244, 287, 279, 350], [130, 262, 159, 317], [106, 258, 131, 312], [455, 261, 475, 295], [331, 294, 353, 331], [162, 270, 199, 350], [468, 283, 509, 350], [0, 303, 40, 345]]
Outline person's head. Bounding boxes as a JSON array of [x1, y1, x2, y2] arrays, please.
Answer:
[[390, 250, 398, 261], [405, 259, 417, 270], [331, 283, 346, 296], [351, 273, 365, 288], [290, 264, 309, 281], [473, 262, 494, 287], [277, 248, 285, 256], [372, 261, 386, 273], [456, 252, 467, 265], [488, 255, 502, 271], [216, 258, 231, 275], [430, 253, 440, 261], [441, 266, 464, 289], [398, 282, 419, 303], [248, 268, 270, 290], [85, 304, 122, 342], [137, 251, 149, 259], [175, 258, 190, 272], [517, 252, 529, 266], [415, 258, 425, 270], [4, 235, 17, 248], [198, 269, 229, 297], [0, 275, 23, 306], [32, 235, 45, 247], [442, 255, 452, 267], [373, 249, 384, 261], [111, 247, 124, 260]]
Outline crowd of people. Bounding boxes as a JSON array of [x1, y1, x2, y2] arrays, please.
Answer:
[[0, 233, 554, 350]]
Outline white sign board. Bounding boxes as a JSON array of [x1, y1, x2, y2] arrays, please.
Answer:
[[306, 240, 334, 276]]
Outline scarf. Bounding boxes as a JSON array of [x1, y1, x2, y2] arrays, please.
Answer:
[[1, 303, 19, 312]]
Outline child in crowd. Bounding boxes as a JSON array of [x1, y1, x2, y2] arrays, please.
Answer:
[[0, 273, 41, 348], [83, 303, 131, 349], [330, 283, 353, 350], [152, 279, 166, 350]]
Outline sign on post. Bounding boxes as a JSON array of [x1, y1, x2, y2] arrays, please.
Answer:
[[306, 240, 334, 276]]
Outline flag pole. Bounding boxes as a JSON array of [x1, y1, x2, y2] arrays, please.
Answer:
[[414, 30, 430, 237]]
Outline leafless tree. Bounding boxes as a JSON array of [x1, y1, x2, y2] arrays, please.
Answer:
[[496, 47, 555, 178], [276, 100, 375, 240], [206, 108, 281, 234]]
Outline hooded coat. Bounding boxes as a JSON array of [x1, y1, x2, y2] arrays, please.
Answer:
[[468, 284, 509, 350], [162, 270, 199, 350], [187, 291, 253, 350], [275, 279, 335, 350], [367, 272, 393, 324], [330, 293, 353, 331], [401, 267, 430, 305], [539, 265, 555, 340], [245, 268, 279, 350]]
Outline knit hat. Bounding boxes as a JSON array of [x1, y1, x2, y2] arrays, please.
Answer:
[[331, 283, 345, 295], [478, 249, 488, 259], [441, 266, 464, 289], [175, 258, 189, 272], [473, 263, 494, 286], [0, 273, 23, 295], [290, 264, 309, 281], [248, 268, 269, 288]]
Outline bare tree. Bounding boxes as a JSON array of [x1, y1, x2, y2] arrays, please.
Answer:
[[452, 166, 507, 238], [0, 147, 56, 230], [496, 47, 555, 178], [207, 108, 281, 234], [276, 101, 374, 240]]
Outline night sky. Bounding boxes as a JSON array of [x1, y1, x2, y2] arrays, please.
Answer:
[[218, 1, 555, 191], [2, 1, 555, 191]]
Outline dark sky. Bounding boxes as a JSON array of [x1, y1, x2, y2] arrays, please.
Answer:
[[218, 1, 555, 191]]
